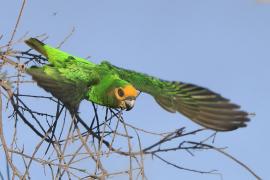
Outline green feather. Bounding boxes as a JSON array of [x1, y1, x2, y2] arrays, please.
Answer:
[[26, 66, 88, 109], [103, 61, 250, 131], [25, 38, 95, 68], [25, 38, 131, 111], [25, 38, 250, 131]]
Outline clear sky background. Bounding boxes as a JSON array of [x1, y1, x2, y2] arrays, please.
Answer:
[[1, 0, 270, 179]]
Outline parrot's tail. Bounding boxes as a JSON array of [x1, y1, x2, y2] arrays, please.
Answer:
[[25, 38, 48, 58]]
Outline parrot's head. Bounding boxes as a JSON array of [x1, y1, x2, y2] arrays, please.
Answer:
[[114, 84, 138, 110], [108, 79, 138, 111]]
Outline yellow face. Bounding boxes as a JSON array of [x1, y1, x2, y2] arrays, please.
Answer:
[[114, 85, 138, 110]]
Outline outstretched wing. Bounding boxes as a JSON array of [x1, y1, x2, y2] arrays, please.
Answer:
[[105, 61, 250, 131], [27, 66, 97, 110]]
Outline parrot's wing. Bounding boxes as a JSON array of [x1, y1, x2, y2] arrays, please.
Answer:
[[106, 62, 250, 131], [25, 38, 95, 68], [27, 66, 96, 110]]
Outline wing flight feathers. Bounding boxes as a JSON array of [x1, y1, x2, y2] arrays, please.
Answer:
[[106, 62, 250, 131]]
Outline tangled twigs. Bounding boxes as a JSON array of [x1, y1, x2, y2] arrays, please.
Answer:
[[0, 83, 22, 179], [0, 45, 262, 179], [0, 80, 53, 143], [0, 76, 262, 179]]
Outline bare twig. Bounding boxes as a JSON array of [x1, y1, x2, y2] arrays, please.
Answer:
[[7, 0, 27, 51], [153, 153, 219, 175], [187, 141, 262, 180], [57, 27, 75, 49]]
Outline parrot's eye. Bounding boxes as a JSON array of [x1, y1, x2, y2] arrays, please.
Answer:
[[117, 88, 125, 97]]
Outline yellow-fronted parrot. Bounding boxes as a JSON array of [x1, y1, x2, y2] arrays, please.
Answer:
[[25, 38, 250, 131]]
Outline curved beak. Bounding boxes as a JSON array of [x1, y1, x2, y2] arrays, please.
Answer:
[[124, 98, 136, 111]]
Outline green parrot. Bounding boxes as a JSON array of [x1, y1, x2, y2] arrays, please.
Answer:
[[25, 38, 249, 131]]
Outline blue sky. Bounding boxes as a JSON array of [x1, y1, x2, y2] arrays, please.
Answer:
[[1, 0, 270, 179]]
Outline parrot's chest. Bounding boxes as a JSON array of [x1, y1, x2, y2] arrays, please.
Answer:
[[85, 72, 120, 108]]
